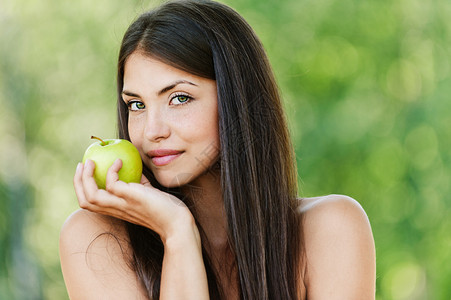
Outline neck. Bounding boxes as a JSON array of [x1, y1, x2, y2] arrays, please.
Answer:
[[181, 168, 229, 253], [181, 168, 239, 294]]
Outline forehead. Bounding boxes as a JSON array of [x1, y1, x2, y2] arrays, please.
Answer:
[[124, 53, 181, 80], [124, 53, 201, 88], [123, 51, 217, 96]]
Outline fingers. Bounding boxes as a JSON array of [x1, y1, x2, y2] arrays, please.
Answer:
[[105, 159, 122, 190], [140, 174, 151, 186], [73, 161, 97, 210], [73, 159, 154, 220], [81, 159, 101, 197], [105, 159, 154, 198], [105, 159, 133, 199], [73, 162, 87, 206], [72, 160, 191, 234], [76, 160, 122, 211]]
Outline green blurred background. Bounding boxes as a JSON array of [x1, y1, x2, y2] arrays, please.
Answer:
[[1, 0, 450, 299]]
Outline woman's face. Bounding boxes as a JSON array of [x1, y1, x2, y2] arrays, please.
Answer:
[[122, 52, 220, 188]]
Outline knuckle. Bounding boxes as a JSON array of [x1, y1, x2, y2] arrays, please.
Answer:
[[89, 197, 100, 206], [85, 193, 100, 205], [105, 181, 115, 194], [79, 200, 89, 209]]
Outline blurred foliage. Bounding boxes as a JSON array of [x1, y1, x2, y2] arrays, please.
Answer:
[[0, 0, 450, 299]]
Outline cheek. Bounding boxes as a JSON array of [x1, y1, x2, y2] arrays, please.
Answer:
[[205, 107, 220, 143], [179, 106, 219, 144], [193, 108, 220, 156], [128, 118, 144, 149]]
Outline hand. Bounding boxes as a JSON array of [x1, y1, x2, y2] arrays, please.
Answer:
[[73, 159, 195, 242]]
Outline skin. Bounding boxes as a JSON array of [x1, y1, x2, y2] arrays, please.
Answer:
[[122, 52, 220, 189], [60, 53, 376, 299], [299, 195, 376, 299]]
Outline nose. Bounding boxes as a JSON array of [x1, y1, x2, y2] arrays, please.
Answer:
[[144, 108, 170, 142]]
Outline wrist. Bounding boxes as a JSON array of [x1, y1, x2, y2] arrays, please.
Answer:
[[162, 214, 201, 251]]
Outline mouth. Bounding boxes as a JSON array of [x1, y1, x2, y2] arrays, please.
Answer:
[[148, 149, 184, 166]]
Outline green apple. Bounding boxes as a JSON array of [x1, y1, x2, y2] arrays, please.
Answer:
[[82, 136, 143, 189]]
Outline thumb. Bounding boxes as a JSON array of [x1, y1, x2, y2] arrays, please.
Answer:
[[140, 174, 151, 186]]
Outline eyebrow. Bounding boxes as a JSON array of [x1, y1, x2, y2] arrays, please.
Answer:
[[157, 80, 197, 96], [122, 80, 198, 98]]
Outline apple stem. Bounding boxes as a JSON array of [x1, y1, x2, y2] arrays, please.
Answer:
[[91, 136, 107, 146]]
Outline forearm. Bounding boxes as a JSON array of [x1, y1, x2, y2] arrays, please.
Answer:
[[160, 218, 209, 300]]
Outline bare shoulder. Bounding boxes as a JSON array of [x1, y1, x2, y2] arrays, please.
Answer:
[[59, 209, 131, 264], [298, 194, 373, 237], [59, 209, 147, 299], [298, 194, 364, 215], [297, 195, 376, 299], [60, 208, 128, 246]]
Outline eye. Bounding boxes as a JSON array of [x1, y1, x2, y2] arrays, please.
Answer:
[[128, 101, 145, 111], [170, 93, 193, 105]]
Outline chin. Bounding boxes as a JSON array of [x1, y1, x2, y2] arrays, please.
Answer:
[[155, 172, 197, 188]]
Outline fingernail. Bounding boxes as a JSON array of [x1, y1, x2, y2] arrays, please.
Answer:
[[76, 162, 82, 171]]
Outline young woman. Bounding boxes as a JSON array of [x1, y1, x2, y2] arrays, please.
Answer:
[[60, 0, 376, 299]]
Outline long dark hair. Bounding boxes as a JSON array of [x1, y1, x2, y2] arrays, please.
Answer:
[[116, 0, 304, 299]]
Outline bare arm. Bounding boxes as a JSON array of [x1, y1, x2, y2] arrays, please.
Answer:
[[60, 159, 209, 299], [60, 209, 148, 300], [301, 195, 376, 299], [159, 218, 209, 299]]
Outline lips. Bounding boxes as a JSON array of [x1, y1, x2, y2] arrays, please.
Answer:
[[148, 149, 183, 166]]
